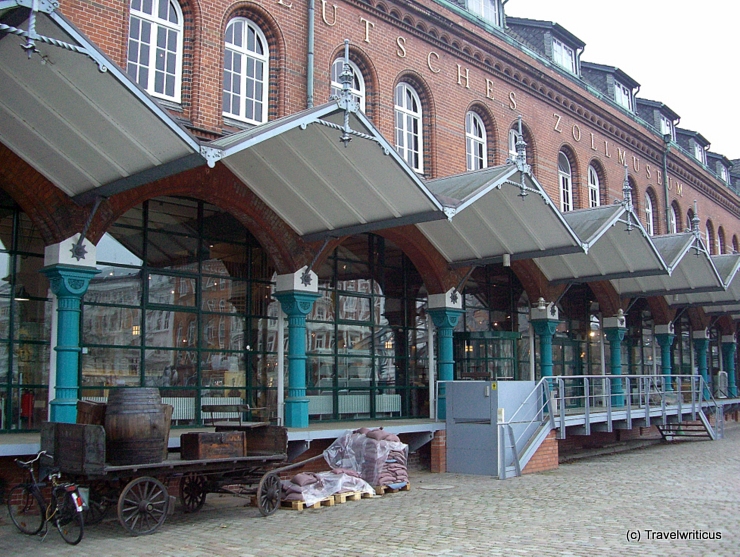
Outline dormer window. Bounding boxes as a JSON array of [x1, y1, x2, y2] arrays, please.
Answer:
[[660, 115, 674, 141], [552, 38, 576, 73], [614, 81, 632, 111], [466, 0, 501, 27], [693, 142, 706, 164], [720, 166, 729, 182]]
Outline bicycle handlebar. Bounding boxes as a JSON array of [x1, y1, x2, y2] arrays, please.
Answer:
[[15, 450, 50, 468]]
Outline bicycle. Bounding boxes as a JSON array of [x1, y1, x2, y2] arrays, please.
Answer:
[[6, 450, 85, 545]]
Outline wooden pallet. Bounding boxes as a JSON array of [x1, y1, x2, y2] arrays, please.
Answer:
[[332, 491, 374, 504], [374, 482, 411, 495], [280, 497, 335, 511]]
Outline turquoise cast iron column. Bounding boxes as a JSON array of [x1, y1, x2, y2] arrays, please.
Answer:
[[530, 299, 560, 390], [428, 290, 464, 421], [655, 324, 675, 392], [429, 307, 463, 420], [722, 335, 737, 397], [693, 330, 710, 400], [531, 320, 558, 380], [604, 311, 627, 408], [274, 290, 319, 428], [41, 264, 100, 423]]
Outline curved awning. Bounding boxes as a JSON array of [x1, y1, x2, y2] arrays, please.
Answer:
[[533, 204, 667, 284], [667, 254, 740, 307], [416, 165, 583, 267], [611, 233, 724, 297], [204, 103, 445, 241], [0, 5, 202, 203]]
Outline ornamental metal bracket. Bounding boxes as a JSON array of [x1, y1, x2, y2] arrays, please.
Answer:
[[505, 115, 532, 178], [619, 164, 637, 234], [689, 200, 705, 257], [316, 38, 386, 151], [200, 146, 223, 168], [1, 0, 107, 71], [451, 265, 477, 304], [70, 195, 102, 262], [300, 237, 330, 286]]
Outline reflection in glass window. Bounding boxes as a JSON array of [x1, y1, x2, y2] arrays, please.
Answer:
[[395, 83, 423, 172], [558, 151, 573, 212], [223, 18, 269, 124], [465, 111, 487, 171]]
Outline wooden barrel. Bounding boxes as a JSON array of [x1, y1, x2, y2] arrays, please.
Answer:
[[105, 388, 168, 466]]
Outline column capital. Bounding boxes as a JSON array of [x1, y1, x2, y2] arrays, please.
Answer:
[[275, 266, 319, 294], [655, 322, 674, 336], [530, 298, 558, 321], [428, 306, 464, 329], [40, 264, 101, 297], [721, 334, 736, 345], [603, 310, 626, 330], [692, 328, 710, 340], [604, 327, 626, 343], [532, 319, 559, 337], [273, 290, 320, 317]]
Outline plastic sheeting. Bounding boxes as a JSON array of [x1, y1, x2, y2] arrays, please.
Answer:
[[282, 471, 376, 506], [323, 429, 409, 486]]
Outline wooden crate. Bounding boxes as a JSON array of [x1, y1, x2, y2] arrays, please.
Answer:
[[77, 400, 107, 425], [41, 423, 107, 476], [180, 431, 247, 460]]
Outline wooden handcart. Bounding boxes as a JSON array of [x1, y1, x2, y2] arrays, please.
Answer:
[[41, 423, 322, 536]]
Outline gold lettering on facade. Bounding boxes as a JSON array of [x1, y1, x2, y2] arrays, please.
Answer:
[[676, 183, 683, 197], [572, 124, 581, 142], [456, 64, 469, 87], [396, 36, 406, 58], [590, 133, 596, 150], [667, 176, 671, 191], [632, 156, 640, 173], [657, 169, 663, 184], [427, 52, 441, 74], [320, 0, 337, 25], [277, 0, 293, 7], [553, 113, 562, 133], [645, 164, 651, 179], [618, 148, 627, 166], [485, 79, 495, 100], [360, 17, 374, 43], [604, 141, 611, 158], [509, 91, 517, 110]]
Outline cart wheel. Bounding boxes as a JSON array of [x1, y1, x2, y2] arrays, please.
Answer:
[[117, 476, 169, 536], [179, 473, 207, 513], [256, 472, 281, 516]]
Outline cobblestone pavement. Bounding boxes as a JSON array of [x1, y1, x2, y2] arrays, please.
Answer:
[[2, 425, 738, 557]]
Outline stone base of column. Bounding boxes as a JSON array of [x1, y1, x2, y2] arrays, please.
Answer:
[[285, 398, 309, 428], [50, 398, 78, 424]]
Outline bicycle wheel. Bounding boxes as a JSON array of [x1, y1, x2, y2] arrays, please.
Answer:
[[54, 491, 84, 545], [6, 484, 45, 535]]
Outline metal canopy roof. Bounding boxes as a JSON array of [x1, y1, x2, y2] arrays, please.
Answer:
[[0, 5, 202, 202], [205, 103, 445, 241], [533, 204, 667, 285], [610, 233, 724, 298], [667, 254, 740, 308], [416, 165, 583, 267]]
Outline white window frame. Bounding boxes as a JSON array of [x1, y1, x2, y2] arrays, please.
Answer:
[[587, 164, 600, 208], [706, 224, 715, 254], [718, 229, 725, 255], [693, 141, 706, 164], [660, 115, 674, 141], [669, 204, 678, 234], [508, 128, 518, 160], [465, 111, 487, 171], [644, 194, 654, 236], [720, 165, 728, 183], [128, 0, 183, 102], [331, 58, 366, 112], [223, 17, 269, 125], [466, 0, 500, 26], [395, 83, 424, 173], [552, 38, 576, 74], [614, 81, 633, 111], [558, 151, 573, 212]]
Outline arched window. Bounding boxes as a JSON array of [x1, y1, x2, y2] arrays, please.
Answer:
[[331, 58, 365, 112], [670, 201, 680, 234], [465, 111, 487, 171], [587, 164, 600, 208], [733, 235, 739, 254], [508, 128, 518, 159], [223, 18, 269, 124], [686, 208, 695, 231], [128, 0, 183, 101], [706, 221, 716, 254], [395, 83, 423, 173], [644, 194, 654, 235], [718, 226, 726, 254], [558, 151, 573, 212]]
